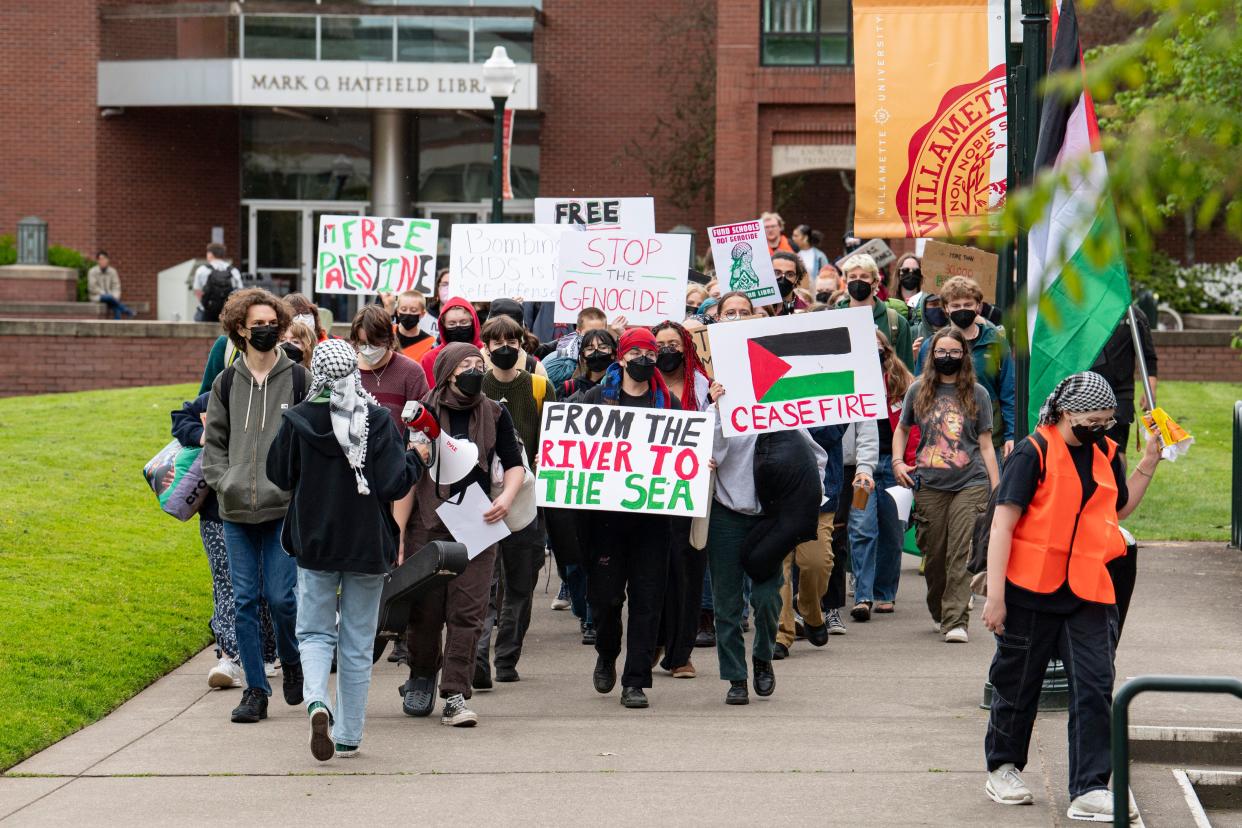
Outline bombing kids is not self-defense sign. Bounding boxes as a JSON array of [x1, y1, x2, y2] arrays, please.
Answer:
[[709, 305, 886, 437], [534, 197, 656, 233], [535, 402, 715, 518], [554, 232, 690, 326], [707, 219, 781, 308], [449, 224, 565, 303], [316, 215, 439, 295]]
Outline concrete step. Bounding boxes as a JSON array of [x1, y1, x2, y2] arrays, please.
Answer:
[[1182, 313, 1242, 331], [0, 301, 150, 319]]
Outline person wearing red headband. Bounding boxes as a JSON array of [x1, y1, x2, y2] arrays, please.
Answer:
[[577, 328, 680, 709]]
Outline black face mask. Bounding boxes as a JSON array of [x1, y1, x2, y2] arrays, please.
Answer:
[[933, 355, 964, 375], [397, 313, 421, 330], [247, 325, 279, 352], [949, 309, 977, 329], [442, 325, 474, 344], [685, 305, 700, 317], [625, 357, 656, 383], [847, 280, 873, 301], [280, 342, 304, 364], [815, 291, 832, 304], [777, 277, 795, 297], [584, 351, 613, 372], [924, 306, 948, 328], [489, 345, 520, 371], [1072, 423, 1108, 445], [455, 368, 485, 397], [656, 350, 684, 373], [898, 269, 922, 290]]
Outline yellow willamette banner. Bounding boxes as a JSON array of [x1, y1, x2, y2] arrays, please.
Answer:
[[852, 0, 1008, 238]]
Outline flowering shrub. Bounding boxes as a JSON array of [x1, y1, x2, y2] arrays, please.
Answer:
[[1129, 249, 1242, 315]]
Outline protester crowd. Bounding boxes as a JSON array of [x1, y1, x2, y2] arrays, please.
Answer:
[[163, 210, 1161, 823]]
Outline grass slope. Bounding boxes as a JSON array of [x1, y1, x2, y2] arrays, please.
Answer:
[[1121, 381, 1237, 542], [0, 383, 210, 771]]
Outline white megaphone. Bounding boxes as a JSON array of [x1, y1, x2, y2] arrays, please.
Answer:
[[431, 433, 479, 485]]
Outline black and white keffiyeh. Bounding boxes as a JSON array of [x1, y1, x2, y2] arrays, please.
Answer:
[[309, 339, 378, 494], [1037, 371, 1118, 426]]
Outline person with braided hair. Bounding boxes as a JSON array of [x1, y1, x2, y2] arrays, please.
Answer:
[[266, 339, 428, 761], [651, 321, 711, 678], [980, 371, 1161, 821]]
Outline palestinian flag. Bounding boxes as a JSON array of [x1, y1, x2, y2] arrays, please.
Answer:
[[748, 328, 855, 403], [1025, 0, 1131, 424]]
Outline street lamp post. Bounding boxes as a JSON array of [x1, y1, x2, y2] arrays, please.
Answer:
[[483, 46, 518, 223]]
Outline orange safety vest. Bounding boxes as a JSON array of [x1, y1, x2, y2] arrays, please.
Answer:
[[1006, 424, 1127, 603]]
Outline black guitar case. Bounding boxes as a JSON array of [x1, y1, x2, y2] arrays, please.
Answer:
[[372, 540, 470, 662]]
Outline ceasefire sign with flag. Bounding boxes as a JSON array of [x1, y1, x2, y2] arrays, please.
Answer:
[[710, 306, 887, 437]]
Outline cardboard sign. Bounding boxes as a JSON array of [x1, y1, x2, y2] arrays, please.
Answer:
[[554, 232, 690, 326], [534, 197, 655, 233], [707, 219, 782, 308], [918, 240, 998, 303], [709, 306, 886, 437], [535, 402, 715, 517], [449, 224, 565, 303], [688, 324, 714, 379], [836, 238, 896, 270], [316, 215, 439, 295]]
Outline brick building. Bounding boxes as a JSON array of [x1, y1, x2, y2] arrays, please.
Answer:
[[0, 0, 1235, 325]]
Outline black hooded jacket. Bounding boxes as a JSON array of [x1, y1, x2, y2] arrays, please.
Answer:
[[267, 399, 422, 574]]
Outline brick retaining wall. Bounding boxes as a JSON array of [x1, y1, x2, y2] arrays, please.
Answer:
[[0, 321, 1239, 398]]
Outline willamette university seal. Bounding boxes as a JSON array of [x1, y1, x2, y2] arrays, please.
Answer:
[[896, 64, 1008, 237]]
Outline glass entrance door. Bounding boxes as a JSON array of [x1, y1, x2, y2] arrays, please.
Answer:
[[245, 199, 368, 325]]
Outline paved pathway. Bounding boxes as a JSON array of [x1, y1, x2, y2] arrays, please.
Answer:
[[3, 542, 1238, 826]]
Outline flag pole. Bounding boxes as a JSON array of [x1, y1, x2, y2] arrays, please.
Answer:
[[1128, 305, 1156, 412], [1013, 0, 1050, 441]]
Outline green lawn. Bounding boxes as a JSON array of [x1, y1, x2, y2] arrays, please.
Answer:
[[1120, 381, 1238, 542], [0, 383, 211, 771]]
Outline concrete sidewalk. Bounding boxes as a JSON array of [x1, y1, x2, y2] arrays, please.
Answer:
[[3, 542, 1238, 826]]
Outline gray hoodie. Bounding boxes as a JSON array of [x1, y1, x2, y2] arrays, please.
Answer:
[[203, 351, 306, 524], [841, 419, 879, 477]]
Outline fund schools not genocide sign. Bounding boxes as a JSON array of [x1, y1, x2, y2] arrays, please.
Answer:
[[535, 402, 715, 518], [709, 306, 886, 437], [316, 215, 439, 295], [554, 233, 691, 327], [708, 219, 781, 308]]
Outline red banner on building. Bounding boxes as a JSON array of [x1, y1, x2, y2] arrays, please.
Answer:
[[502, 109, 515, 201], [852, 0, 1008, 238]]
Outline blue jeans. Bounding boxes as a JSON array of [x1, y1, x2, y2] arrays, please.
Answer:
[[99, 294, 133, 319], [848, 455, 905, 604], [223, 519, 299, 695], [565, 564, 592, 624], [296, 568, 385, 748]]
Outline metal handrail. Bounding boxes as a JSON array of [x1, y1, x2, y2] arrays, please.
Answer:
[[1233, 402, 1242, 548], [1111, 675, 1242, 827]]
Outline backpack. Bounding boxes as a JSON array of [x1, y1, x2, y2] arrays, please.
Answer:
[[217, 362, 309, 413], [200, 266, 238, 321], [968, 431, 1047, 575], [885, 306, 902, 349]]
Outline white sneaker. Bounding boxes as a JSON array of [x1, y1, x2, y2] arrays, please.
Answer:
[[207, 657, 243, 689], [944, 626, 969, 643], [551, 583, 571, 610], [985, 764, 1033, 805], [264, 660, 278, 678], [1067, 788, 1137, 822], [441, 693, 478, 727]]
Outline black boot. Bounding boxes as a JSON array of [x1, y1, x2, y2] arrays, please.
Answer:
[[753, 658, 775, 697], [620, 687, 649, 708], [725, 680, 749, 706], [282, 661, 304, 706], [593, 654, 617, 694], [695, 610, 716, 648]]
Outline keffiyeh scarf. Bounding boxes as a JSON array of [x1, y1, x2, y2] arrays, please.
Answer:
[[308, 339, 378, 494]]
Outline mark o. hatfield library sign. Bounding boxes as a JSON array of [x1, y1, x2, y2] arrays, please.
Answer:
[[97, 59, 539, 110]]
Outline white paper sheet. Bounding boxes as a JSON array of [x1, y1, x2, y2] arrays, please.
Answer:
[[435, 483, 511, 559], [886, 485, 914, 524]]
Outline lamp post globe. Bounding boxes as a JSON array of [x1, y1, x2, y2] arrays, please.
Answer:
[[484, 47, 518, 222]]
